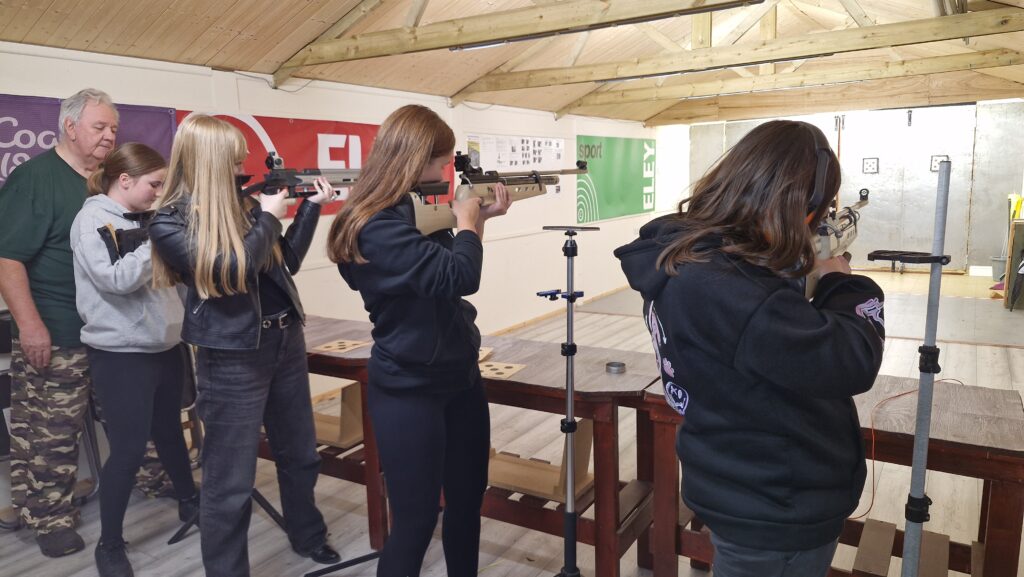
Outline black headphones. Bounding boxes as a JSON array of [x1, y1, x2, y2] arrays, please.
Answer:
[[804, 122, 832, 217]]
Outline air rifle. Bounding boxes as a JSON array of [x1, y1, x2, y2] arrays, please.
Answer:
[[237, 152, 358, 198], [806, 188, 870, 298], [235, 151, 588, 236], [410, 152, 588, 235]]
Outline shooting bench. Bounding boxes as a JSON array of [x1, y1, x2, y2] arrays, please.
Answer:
[[624, 374, 1024, 577], [296, 315, 662, 577]]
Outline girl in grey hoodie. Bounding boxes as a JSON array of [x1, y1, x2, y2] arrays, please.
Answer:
[[70, 143, 197, 577]]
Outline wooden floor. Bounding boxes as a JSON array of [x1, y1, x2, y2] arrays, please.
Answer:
[[1, 272, 1022, 577]]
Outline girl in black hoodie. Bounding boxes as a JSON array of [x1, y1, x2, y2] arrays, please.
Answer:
[[327, 105, 511, 577], [616, 120, 884, 577]]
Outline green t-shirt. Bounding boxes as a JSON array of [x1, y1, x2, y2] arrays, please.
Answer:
[[0, 148, 87, 347]]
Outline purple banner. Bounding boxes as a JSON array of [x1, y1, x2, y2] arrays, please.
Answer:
[[0, 93, 176, 187]]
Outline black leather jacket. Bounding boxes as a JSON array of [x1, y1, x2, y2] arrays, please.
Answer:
[[148, 198, 321, 350]]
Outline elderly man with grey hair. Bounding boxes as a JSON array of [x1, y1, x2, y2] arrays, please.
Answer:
[[0, 88, 118, 558]]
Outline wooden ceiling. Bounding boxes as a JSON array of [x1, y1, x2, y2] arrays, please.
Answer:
[[5, 0, 1024, 125]]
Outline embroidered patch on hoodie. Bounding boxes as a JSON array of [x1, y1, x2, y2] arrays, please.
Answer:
[[646, 302, 689, 415], [855, 297, 884, 325]]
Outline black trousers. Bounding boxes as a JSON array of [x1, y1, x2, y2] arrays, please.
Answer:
[[367, 379, 490, 577], [87, 345, 196, 544]]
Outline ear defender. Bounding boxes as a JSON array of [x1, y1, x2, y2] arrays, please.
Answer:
[[804, 123, 832, 225]]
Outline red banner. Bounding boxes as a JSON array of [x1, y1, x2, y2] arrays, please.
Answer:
[[176, 111, 379, 217]]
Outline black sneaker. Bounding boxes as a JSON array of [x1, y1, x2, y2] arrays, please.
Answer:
[[178, 491, 200, 525], [95, 540, 134, 577], [36, 527, 85, 558]]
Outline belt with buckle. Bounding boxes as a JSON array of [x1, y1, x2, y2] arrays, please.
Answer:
[[261, 311, 292, 330]]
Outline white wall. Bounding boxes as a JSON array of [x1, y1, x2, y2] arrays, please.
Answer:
[[0, 41, 689, 333], [685, 106, 1024, 270]]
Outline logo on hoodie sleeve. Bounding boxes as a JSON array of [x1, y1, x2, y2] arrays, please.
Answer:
[[854, 297, 885, 341], [645, 302, 689, 416]]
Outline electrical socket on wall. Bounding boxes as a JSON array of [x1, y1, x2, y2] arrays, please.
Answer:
[[930, 155, 949, 172], [862, 157, 878, 174]]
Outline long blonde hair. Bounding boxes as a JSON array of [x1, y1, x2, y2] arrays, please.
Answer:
[[327, 105, 455, 264], [152, 114, 278, 298]]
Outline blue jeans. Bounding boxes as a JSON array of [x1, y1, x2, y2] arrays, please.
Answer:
[[711, 532, 838, 577], [195, 322, 327, 577]]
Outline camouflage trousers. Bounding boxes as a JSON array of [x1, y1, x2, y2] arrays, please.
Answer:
[[9, 340, 91, 533], [9, 339, 176, 534]]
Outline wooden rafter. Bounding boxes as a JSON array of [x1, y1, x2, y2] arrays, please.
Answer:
[[564, 49, 1024, 111], [461, 7, 1024, 92], [837, 0, 875, 26], [692, 13, 713, 48], [644, 69, 1024, 124], [405, 0, 431, 28], [272, 0, 383, 87], [634, 22, 687, 52], [567, 31, 591, 66], [554, 1, 778, 118], [282, 0, 761, 67], [759, 5, 777, 74], [447, 37, 560, 107], [720, 0, 781, 44]]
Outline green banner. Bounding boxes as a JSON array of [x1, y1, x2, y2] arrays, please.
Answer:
[[576, 135, 656, 223]]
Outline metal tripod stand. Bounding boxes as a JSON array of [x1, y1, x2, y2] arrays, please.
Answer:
[[537, 225, 599, 577], [867, 160, 952, 576]]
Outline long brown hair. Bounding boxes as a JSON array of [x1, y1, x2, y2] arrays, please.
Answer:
[[327, 105, 455, 264], [657, 120, 840, 279], [152, 114, 280, 298], [86, 142, 166, 196]]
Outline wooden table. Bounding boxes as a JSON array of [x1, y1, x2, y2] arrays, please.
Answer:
[[629, 374, 1024, 577], [301, 315, 663, 577]]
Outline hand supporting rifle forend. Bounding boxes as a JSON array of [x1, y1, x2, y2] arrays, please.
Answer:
[[410, 152, 588, 236]]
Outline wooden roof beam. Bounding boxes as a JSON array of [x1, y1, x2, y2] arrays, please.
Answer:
[[837, 0, 874, 26], [447, 37, 560, 107], [272, 0, 383, 87], [405, 0, 431, 28], [553, 1, 778, 118], [564, 48, 1024, 111], [759, 5, 777, 74], [462, 7, 1024, 92], [644, 69, 1024, 125], [283, 0, 762, 67]]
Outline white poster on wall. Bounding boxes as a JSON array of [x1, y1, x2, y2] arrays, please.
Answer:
[[466, 133, 567, 172]]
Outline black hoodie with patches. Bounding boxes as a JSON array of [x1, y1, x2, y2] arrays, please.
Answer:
[[614, 215, 885, 551]]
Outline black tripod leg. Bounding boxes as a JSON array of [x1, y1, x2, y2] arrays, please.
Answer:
[[251, 488, 287, 531], [167, 510, 199, 545], [303, 551, 381, 577]]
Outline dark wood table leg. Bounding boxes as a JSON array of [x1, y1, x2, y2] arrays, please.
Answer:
[[359, 376, 389, 551], [635, 407, 654, 571], [652, 415, 680, 577], [983, 479, 1024, 577], [592, 402, 621, 577], [979, 479, 991, 543], [689, 516, 711, 572]]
